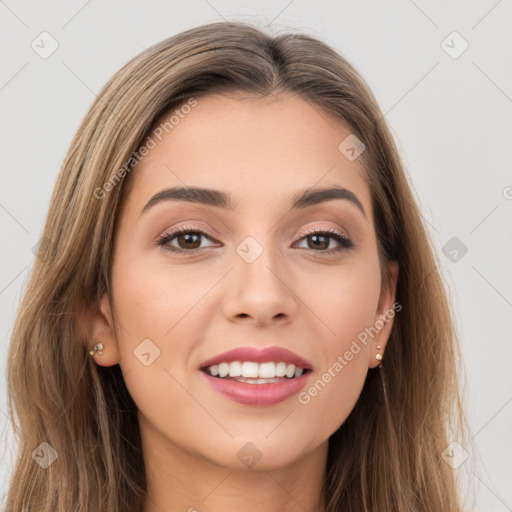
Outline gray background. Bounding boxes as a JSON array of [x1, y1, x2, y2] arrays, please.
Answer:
[[1, 1, 511, 510]]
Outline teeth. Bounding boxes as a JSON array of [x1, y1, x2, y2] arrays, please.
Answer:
[[258, 362, 275, 378], [218, 362, 229, 378], [231, 377, 283, 384], [242, 361, 259, 378], [275, 362, 287, 377], [205, 361, 307, 379], [228, 361, 242, 377]]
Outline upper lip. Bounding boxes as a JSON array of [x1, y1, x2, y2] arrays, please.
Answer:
[[199, 346, 313, 371]]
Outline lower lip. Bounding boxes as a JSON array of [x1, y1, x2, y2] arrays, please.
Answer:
[[199, 370, 311, 406]]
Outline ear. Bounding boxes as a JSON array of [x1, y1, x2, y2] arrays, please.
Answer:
[[87, 293, 121, 367], [369, 260, 399, 369]]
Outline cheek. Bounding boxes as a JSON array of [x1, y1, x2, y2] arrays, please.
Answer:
[[297, 254, 382, 344], [293, 255, 381, 431], [109, 249, 216, 404], [111, 251, 206, 342], [295, 280, 377, 436], [297, 355, 368, 439]]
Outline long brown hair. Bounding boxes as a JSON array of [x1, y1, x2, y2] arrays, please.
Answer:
[[5, 21, 469, 511]]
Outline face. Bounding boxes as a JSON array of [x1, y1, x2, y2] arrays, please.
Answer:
[[91, 91, 398, 471]]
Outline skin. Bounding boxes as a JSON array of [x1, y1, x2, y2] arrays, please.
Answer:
[[90, 91, 399, 512]]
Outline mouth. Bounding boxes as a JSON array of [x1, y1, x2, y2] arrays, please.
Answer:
[[198, 346, 313, 405], [200, 361, 312, 384]]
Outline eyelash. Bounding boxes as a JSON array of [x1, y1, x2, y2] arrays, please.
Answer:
[[155, 224, 354, 256]]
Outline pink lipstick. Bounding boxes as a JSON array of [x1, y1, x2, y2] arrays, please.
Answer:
[[199, 345, 313, 406]]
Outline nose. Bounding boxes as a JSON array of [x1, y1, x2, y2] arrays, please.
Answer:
[[221, 243, 298, 327]]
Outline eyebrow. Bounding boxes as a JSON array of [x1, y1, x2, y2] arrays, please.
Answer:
[[140, 185, 366, 218]]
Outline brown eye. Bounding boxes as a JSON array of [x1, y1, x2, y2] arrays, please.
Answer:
[[175, 232, 202, 250], [156, 227, 218, 254], [295, 228, 353, 254], [155, 226, 353, 256], [305, 233, 329, 250]]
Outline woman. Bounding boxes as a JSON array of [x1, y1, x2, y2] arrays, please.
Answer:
[[5, 21, 469, 511]]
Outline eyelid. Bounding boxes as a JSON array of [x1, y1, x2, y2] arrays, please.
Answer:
[[297, 225, 349, 239], [154, 223, 219, 249]]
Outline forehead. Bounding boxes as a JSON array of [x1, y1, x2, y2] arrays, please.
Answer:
[[122, 92, 372, 220]]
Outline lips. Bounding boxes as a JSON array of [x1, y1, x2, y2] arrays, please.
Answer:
[[198, 346, 314, 406], [200, 370, 311, 406], [199, 345, 313, 371]]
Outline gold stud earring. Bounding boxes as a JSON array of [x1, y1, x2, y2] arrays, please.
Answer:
[[89, 342, 104, 356], [375, 345, 383, 366]]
